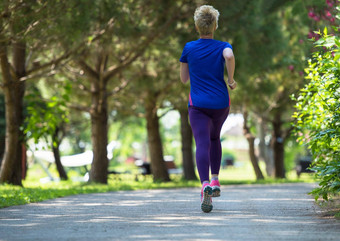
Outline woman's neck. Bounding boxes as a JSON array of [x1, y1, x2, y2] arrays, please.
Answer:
[[200, 34, 214, 39]]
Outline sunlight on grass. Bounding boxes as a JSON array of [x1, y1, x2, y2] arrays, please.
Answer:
[[218, 160, 315, 185]]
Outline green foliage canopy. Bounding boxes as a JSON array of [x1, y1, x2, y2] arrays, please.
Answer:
[[24, 81, 71, 147]]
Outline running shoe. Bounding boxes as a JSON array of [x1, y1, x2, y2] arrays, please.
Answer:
[[201, 183, 213, 213], [210, 179, 221, 197]]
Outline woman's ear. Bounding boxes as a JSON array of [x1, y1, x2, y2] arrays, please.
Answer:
[[195, 24, 199, 33]]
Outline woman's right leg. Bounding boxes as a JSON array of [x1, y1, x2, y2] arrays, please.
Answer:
[[188, 107, 212, 183], [189, 107, 213, 212]]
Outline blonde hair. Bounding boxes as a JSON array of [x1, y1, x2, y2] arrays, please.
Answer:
[[194, 5, 219, 35]]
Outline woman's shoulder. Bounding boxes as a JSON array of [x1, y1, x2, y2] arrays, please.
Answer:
[[214, 39, 232, 47], [182, 40, 201, 52], [185, 39, 200, 46]]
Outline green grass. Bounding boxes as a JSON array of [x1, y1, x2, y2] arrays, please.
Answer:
[[0, 174, 200, 208], [0, 160, 316, 209], [335, 212, 340, 219]]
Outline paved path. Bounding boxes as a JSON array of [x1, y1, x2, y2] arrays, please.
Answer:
[[0, 183, 339, 241]]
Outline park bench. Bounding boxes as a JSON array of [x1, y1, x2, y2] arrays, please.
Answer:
[[296, 156, 315, 177], [134, 155, 182, 175], [30, 150, 93, 181], [222, 155, 234, 169], [29, 141, 119, 182]]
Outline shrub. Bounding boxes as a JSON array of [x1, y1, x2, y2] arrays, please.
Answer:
[[292, 27, 340, 200]]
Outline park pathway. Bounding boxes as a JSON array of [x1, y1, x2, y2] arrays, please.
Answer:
[[0, 183, 339, 240]]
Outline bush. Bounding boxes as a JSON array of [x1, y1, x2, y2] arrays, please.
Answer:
[[292, 27, 340, 200]]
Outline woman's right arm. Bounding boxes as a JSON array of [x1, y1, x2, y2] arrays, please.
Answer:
[[223, 48, 237, 90], [180, 62, 190, 84]]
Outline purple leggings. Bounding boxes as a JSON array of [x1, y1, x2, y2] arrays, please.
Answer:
[[188, 106, 230, 183]]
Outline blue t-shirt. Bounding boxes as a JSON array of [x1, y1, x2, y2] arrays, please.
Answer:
[[180, 39, 232, 109]]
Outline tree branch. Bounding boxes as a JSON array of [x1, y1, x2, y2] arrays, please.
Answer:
[[0, 1, 25, 19], [253, 111, 273, 123], [67, 103, 90, 113], [107, 78, 130, 96], [19, 69, 57, 82], [25, 16, 115, 78], [283, 125, 295, 141], [158, 106, 175, 119], [103, 4, 185, 82], [77, 60, 99, 81], [61, 67, 92, 93], [26, 48, 74, 76]]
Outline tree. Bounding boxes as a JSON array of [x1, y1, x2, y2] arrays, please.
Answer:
[[243, 111, 264, 180], [144, 89, 170, 182], [0, 1, 79, 185], [116, 52, 175, 182], [179, 107, 197, 180], [168, 74, 197, 181]]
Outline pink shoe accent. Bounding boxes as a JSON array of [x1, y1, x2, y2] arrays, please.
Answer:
[[210, 179, 221, 197], [210, 179, 220, 187]]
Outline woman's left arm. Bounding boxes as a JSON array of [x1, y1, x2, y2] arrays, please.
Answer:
[[180, 62, 190, 84], [223, 48, 236, 90]]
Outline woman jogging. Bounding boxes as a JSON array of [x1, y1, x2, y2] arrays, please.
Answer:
[[179, 5, 236, 213]]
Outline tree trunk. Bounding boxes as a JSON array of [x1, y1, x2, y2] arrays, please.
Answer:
[[243, 110, 264, 180], [0, 94, 5, 165], [145, 95, 170, 182], [0, 138, 4, 167], [0, 43, 26, 185], [89, 84, 108, 184], [179, 108, 197, 181], [246, 135, 264, 180], [52, 126, 68, 180], [265, 144, 274, 177], [272, 112, 285, 178], [258, 118, 274, 177]]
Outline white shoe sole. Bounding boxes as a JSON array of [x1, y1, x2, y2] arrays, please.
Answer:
[[201, 186, 213, 213]]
